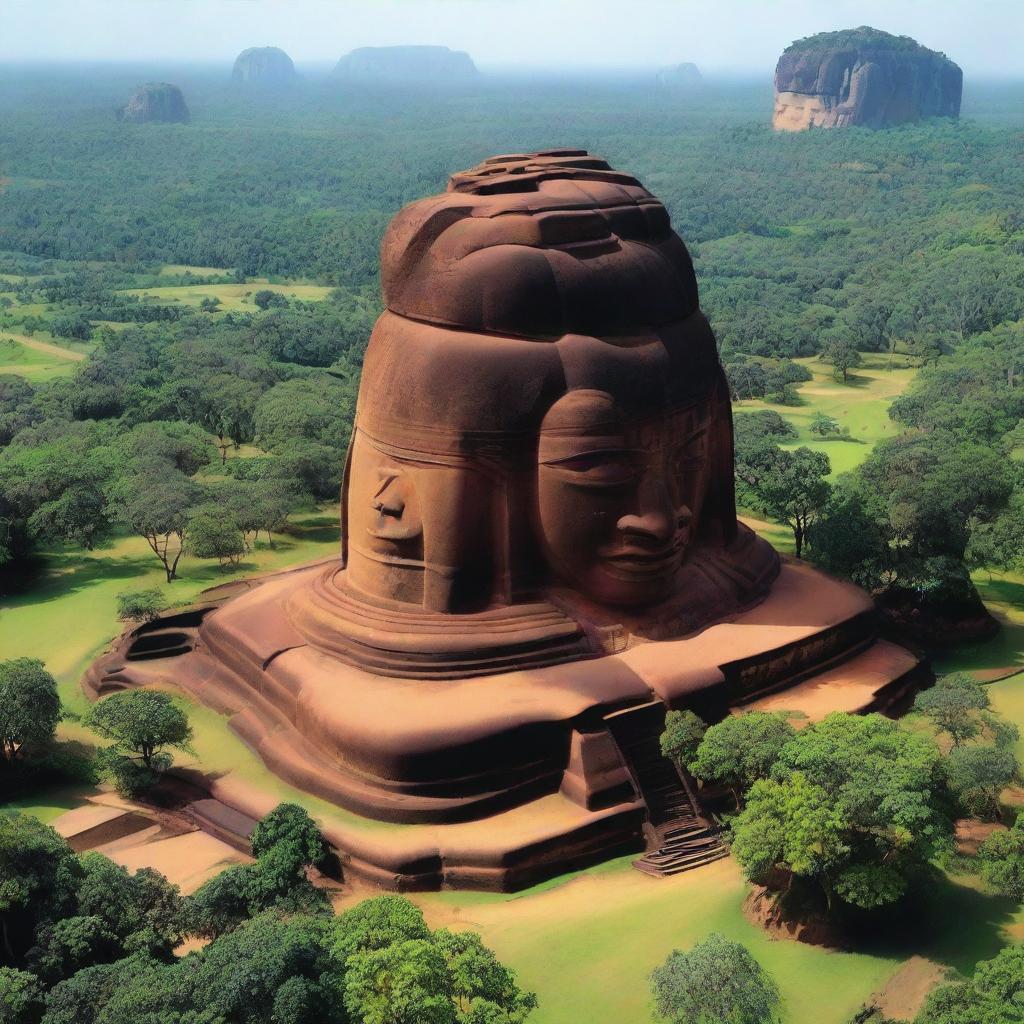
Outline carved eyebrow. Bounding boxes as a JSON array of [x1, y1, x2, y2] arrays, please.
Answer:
[[372, 473, 397, 500], [541, 447, 644, 467]]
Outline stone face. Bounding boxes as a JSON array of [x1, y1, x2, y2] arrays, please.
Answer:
[[334, 45, 478, 82], [87, 151, 922, 891], [119, 83, 190, 124], [773, 26, 962, 131], [232, 46, 296, 85], [657, 62, 703, 89]]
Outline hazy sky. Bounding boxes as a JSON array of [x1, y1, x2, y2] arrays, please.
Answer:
[[3, 0, 1023, 75]]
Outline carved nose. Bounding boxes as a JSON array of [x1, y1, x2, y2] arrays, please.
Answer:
[[372, 496, 405, 518], [617, 484, 677, 545]]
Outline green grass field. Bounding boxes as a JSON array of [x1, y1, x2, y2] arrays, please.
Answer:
[[737, 353, 917, 477], [118, 280, 333, 312], [0, 336, 76, 380]]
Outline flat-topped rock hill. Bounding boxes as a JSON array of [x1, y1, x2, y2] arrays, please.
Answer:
[[118, 82, 190, 124], [656, 62, 703, 90], [334, 45, 478, 82], [773, 26, 962, 131], [232, 46, 297, 85]]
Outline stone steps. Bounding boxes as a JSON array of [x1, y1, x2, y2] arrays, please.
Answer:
[[605, 701, 729, 878]]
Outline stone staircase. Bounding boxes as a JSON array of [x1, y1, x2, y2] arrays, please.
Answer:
[[605, 701, 728, 877]]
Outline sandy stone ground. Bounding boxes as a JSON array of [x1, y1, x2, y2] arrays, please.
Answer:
[[53, 793, 251, 894]]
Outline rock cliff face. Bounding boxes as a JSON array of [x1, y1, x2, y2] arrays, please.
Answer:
[[119, 83, 190, 124], [232, 46, 296, 85], [656, 62, 703, 90], [334, 45, 478, 82], [773, 26, 962, 131]]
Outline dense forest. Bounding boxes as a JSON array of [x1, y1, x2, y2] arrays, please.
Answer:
[[2, 68, 1024, 625]]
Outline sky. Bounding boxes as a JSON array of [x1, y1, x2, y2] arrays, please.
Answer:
[[2, 0, 1023, 76]]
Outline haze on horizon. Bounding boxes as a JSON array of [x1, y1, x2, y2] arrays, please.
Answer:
[[3, 0, 1023, 77]]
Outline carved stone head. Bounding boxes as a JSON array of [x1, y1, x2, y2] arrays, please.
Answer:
[[289, 152, 769, 676]]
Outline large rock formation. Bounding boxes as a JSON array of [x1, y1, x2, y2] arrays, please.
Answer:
[[118, 83, 190, 124], [87, 151, 922, 892], [773, 26, 962, 131], [334, 45, 478, 82], [232, 46, 296, 85], [657, 62, 703, 90]]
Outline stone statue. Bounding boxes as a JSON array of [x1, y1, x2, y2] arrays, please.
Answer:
[[87, 152, 922, 890]]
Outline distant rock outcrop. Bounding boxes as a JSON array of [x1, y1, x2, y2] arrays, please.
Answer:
[[772, 26, 962, 131], [334, 45, 478, 82], [656, 62, 703, 90], [232, 46, 297, 85], [119, 83, 190, 124]]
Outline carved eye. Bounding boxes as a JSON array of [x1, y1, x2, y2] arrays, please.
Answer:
[[546, 450, 640, 485]]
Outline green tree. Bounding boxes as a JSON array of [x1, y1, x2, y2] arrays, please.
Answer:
[[115, 589, 168, 624], [688, 712, 796, 809], [185, 511, 245, 569], [943, 745, 1019, 820], [0, 966, 43, 1024], [82, 690, 193, 796], [915, 945, 1024, 1024], [435, 929, 536, 1023], [735, 443, 831, 558], [914, 673, 991, 747], [978, 816, 1024, 900], [186, 804, 329, 939], [650, 933, 780, 1024], [0, 815, 80, 965], [809, 412, 842, 437], [253, 290, 287, 311], [0, 660, 62, 768], [105, 463, 200, 582], [731, 713, 951, 912], [183, 866, 254, 940], [344, 939, 455, 1024], [117, 422, 214, 478], [821, 337, 862, 383], [660, 710, 707, 774], [26, 916, 117, 984], [249, 804, 326, 866], [75, 854, 183, 959], [327, 896, 432, 976]]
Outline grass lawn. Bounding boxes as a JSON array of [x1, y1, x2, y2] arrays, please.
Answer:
[[736, 353, 918, 477], [0, 508, 339, 716], [0, 336, 78, 380], [117, 281, 333, 312]]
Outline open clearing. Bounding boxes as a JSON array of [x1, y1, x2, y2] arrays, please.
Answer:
[[736, 353, 917, 477], [0, 332, 88, 380], [118, 280, 333, 312]]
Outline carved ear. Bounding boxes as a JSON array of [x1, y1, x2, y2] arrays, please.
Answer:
[[339, 434, 355, 568], [703, 366, 739, 544]]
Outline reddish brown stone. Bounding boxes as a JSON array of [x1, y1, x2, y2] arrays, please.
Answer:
[[86, 152, 920, 890]]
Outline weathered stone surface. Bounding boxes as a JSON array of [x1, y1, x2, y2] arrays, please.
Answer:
[[657, 62, 703, 90], [334, 45, 478, 82], [119, 83, 190, 124], [773, 26, 962, 131], [232, 46, 296, 85]]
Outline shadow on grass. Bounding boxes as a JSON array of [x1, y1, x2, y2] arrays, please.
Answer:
[[852, 873, 1018, 977], [2, 553, 151, 607]]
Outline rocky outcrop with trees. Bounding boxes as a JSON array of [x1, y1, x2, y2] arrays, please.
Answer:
[[773, 26, 962, 130], [231, 46, 296, 85], [656, 62, 703, 90], [118, 83, 190, 124], [334, 45, 478, 82]]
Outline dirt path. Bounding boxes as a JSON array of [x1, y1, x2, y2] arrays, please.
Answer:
[[4, 332, 87, 361]]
